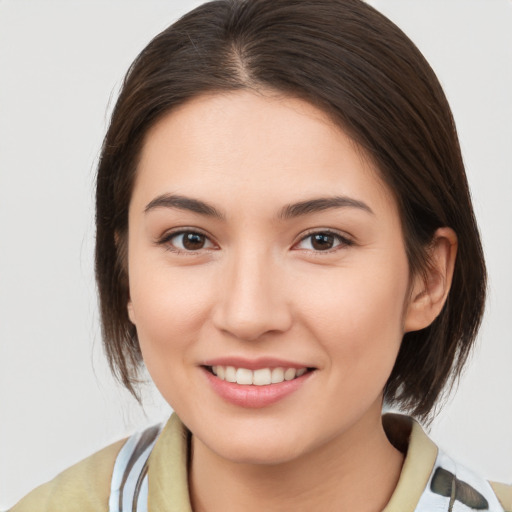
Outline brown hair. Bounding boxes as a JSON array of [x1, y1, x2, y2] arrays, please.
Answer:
[[95, 0, 486, 422]]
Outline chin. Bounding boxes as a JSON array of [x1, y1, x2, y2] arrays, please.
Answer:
[[213, 438, 305, 466], [195, 423, 311, 466]]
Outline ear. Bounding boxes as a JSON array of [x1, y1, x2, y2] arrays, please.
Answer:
[[127, 300, 136, 325], [404, 227, 458, 333], [114, 230, 135, 324]]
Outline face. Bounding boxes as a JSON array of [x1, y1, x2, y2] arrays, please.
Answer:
[[127, 90, 416, 465]]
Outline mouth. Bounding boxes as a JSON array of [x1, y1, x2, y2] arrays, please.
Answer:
[[201, 362, 316, 408], [204, 365, 315, 386]]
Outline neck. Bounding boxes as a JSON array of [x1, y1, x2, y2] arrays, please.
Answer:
[[189, 409, 404, 512]]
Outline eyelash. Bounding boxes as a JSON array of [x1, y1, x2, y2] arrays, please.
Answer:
[[156, 228, 354, 255], [156, 229, 217, 255], [294, 229, 354, 253]]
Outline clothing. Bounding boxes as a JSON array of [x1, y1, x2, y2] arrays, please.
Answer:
[[10, 413, 512, 512]]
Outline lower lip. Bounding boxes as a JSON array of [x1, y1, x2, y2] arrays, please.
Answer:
[[202, 368, 314, 408]]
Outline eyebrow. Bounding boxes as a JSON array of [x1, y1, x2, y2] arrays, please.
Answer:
[[144, 193, 373, 220], [278, 196, 374, 219], [145, 194, 225, 220]]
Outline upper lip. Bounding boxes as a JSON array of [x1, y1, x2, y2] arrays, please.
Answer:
[[201, 357, 314, 371]]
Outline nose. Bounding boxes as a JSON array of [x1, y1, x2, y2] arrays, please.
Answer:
[[212, 249, 293, 341]]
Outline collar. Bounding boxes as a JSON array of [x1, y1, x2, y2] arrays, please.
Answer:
[[382, 414, 438, 512], [147, 412, 438, 511]]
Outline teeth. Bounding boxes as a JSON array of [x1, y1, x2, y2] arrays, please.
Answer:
[[271, 367, 284, 383], [225, 366, 236, 383], [253, 368, 272, 386], [236, 368, 253, 385], [210, 365, 309, 385], [284, 368, 297, 381]]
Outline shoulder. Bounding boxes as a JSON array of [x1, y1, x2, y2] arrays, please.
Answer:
[[491, 482, 512, 512], [383, 414, 511, 512], [418, 448, 511, 512], [9, 438, 126, 512]]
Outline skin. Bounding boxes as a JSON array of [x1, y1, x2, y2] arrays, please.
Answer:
[[127, 90, 457, 512]]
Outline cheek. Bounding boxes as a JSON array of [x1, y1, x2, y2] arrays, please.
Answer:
[[297, 256, 409, 380], [128, 262, 214, 375]]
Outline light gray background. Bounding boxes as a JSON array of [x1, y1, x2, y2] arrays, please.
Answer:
[[1, 0, 511, 508]]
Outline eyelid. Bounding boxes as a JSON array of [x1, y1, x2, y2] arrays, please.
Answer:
[[154, 227, 353, 254], [293, 228, 354, 252], [155, 227, 218, 254]]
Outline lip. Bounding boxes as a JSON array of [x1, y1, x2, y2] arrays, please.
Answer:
[[201, 356, 311, 371], [201, 365, 315, 408]]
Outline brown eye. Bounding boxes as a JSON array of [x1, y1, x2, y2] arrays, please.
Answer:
[[182, 232, 206, 250], [295, 231, 353, 252], [311, 233, 336, 250], [163, 231, 215, 252]]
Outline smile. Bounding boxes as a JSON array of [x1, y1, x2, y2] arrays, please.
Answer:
[[202, 363, 316, 408], [209, 366, 308, 385]]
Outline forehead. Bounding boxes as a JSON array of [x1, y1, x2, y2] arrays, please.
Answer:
[[133, 90, 397, 219]]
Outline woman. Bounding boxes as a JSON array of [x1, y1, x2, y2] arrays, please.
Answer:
[[10, 0, 511, 511]]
